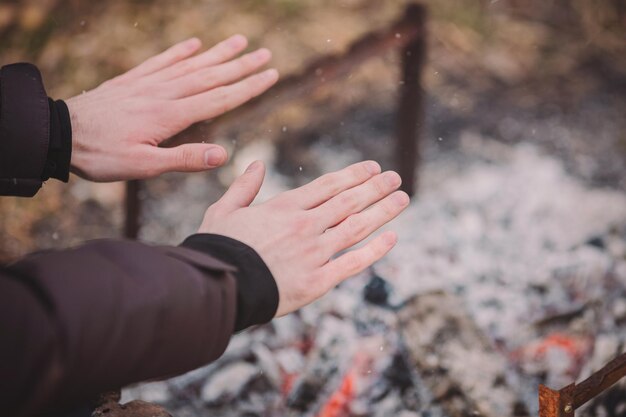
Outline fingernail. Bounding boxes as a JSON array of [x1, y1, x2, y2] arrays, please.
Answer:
[[392, 192, 409, 206], [253, 48, 271, 61], [263, 68, 279, 79], [365, 161, 381, 175], [383, 171, 401, 187], [246, 160, 261, 173], [204, 147, 225, 166], [228, 34, 247, 48], [186, 37, 201, 49]]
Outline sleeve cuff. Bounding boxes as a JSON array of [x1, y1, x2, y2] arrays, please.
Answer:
[[0, 63, 73, 197], [180, 234, 279, 332], [41, 98, 72, 182]]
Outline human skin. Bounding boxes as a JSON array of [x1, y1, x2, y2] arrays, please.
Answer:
[[64, 36, 409, 316], [66, 35, 278, 181], [199, 160, 410, 317]]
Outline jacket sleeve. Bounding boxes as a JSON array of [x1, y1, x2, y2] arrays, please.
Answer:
[[0, 63, 72, 197], [0, 238, 278, 417]]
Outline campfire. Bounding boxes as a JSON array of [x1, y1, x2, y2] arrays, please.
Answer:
[[123, 138, 626, 417]]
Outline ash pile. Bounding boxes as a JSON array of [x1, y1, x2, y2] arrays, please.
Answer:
[[124, 135, 626, 417]]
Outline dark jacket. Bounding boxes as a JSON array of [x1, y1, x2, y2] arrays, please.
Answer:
[[0, 63, 279, 417]]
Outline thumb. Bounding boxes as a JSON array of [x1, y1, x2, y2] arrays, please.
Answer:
[[152, 144, 228, 174], [218, 160, 265, 211]]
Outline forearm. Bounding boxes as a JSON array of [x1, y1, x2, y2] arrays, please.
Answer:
[[0, 239, 240, 416]]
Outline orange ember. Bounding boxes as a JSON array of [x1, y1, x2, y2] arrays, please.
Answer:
[[533, 333, 586, 359], [316, 371, 356, 417]]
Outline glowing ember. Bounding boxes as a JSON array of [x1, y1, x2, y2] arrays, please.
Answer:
[[316, 371, 356, 417]]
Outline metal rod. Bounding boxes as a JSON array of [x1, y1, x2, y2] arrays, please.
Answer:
[[573, 351, 626, 408], [539, 384, 574, 417], [539, 351, 626, 416], [124, 4, 428, 237], [163, 4, 428, 148], [396, 5, 427, 196], [124, 180, 141, 240]]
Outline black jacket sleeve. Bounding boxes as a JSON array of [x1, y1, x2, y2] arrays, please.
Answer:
[[182, 234, 279, 332], [0, 63, 72, 197]]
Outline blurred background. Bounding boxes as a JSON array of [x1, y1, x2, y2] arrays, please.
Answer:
[[1, 1, 625, 416], [1, 0, 624, 259]]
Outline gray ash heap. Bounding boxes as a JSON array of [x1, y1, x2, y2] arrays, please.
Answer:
[[125, 137, 626, 417]]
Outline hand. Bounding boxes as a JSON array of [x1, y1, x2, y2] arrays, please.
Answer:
[[198, 160, 410, 317], [65, 35, 279, 182]]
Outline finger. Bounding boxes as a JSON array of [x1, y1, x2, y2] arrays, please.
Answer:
[[313, 171, 402, 230], [175, 69, 279, 124], [217, 160, 266, 212], [320, 231, 397, 289], [149, 143, 228, 174], [321, 191, 409, 255], [119, 38, 202, 81], [161, 48, 272, 99], [288, 161, 382, 209], [150, 34, 248, 82]]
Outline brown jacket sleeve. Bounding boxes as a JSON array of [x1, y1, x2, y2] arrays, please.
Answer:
[[0, 240, 240, 417], [0, 63, 280, 416]]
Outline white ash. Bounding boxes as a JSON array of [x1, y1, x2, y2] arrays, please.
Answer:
[[252, 343, 282, 389], [124, 136, 626, 415], [121, 380, 170, 404], [378, 137, 626, 340], [274, 347, 306, 375], [200, 362, 260, 405]]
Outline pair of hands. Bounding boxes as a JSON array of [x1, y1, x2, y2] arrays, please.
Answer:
[[67, 36, 409, 317]]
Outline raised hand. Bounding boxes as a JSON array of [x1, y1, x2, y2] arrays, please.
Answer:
[[66, 35, 278, 182], [198, 160, 410, 317]]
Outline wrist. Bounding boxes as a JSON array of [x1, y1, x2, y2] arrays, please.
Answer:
[[64, 96, 90, 178]]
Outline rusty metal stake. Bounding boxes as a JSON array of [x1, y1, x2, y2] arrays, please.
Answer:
[[164, 3, 428, 148], [126, 3, 428, 238], [539, 351, 626, 416], [396, 5, 427, 196], [124, 179, 141, 239]]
